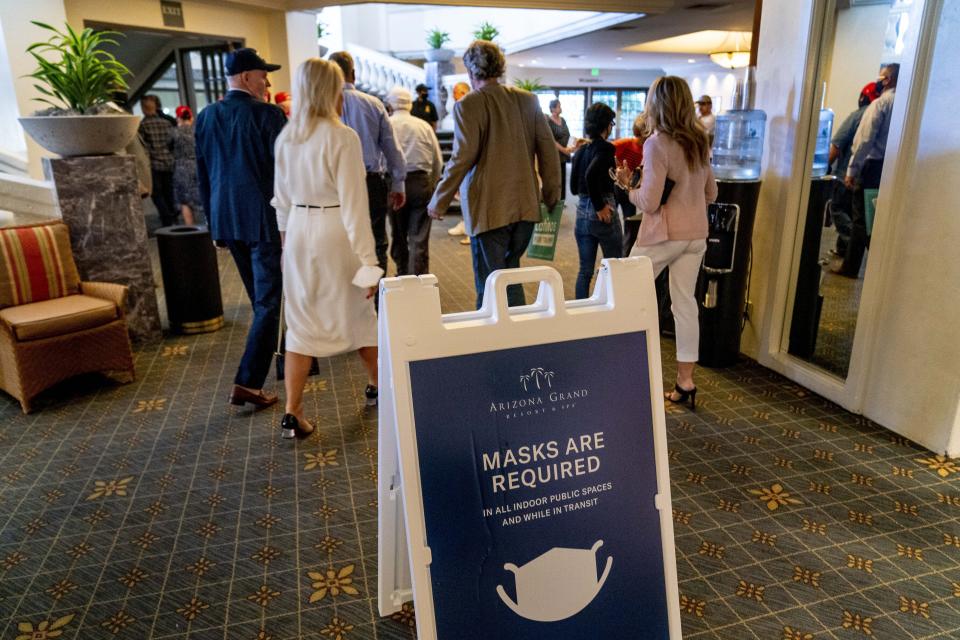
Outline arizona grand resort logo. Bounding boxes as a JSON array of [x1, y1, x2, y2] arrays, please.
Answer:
[[490, 367, 589, 419]]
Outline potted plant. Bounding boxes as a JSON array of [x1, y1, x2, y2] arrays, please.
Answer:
[[473, 22, 500, 42], [513, 78, 546, 92], [18, 21, 139, 157], [424, 28, 454, 63], [317, 22, 330, 57]]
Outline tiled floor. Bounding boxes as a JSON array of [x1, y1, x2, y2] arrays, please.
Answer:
[[1, 210, 957, 639]]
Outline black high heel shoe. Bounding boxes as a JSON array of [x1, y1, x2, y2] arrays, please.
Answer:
[[280, 413, 315, 439], [666, 384, 697, 411]]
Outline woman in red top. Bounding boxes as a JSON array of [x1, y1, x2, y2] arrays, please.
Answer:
[[613, 115, 647, 254]]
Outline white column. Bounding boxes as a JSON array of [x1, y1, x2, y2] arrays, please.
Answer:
[[285, 11, 319, 79], [0, 0, 68, 178]]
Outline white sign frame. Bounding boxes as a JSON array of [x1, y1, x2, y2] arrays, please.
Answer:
[[377, 258, 681, 639]]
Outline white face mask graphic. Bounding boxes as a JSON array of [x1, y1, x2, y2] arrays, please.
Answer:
[[496, 540, 613, 622]]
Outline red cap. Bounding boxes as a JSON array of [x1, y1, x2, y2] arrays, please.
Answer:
[[860, 82, 880, 103], [175, 105, 193, 120], [274, 91, 290, 104]]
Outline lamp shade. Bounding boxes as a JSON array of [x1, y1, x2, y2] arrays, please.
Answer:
[[709, 50, 751, 69]]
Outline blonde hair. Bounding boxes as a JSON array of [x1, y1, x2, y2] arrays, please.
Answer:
[[285, 58, 344, 144], [642, 76, 711, 169]]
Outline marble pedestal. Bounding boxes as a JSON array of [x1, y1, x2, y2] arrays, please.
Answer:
[[44, 156, 162, 343]]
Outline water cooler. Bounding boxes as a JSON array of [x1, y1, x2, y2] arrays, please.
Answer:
[[695, 67, 766, 368], [696, 181, 762, 367]]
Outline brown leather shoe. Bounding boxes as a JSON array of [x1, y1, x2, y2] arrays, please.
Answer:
[[229, 385, 278, 408]]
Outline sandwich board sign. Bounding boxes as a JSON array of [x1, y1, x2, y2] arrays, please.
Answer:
[[377, 259, 681, 639]]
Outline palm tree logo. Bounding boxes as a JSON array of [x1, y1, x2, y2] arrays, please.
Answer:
[[524, 368, 555, 390], [520, 374, 532, 392]]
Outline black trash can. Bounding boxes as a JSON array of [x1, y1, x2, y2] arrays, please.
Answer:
[[156, 225, 224, 334]]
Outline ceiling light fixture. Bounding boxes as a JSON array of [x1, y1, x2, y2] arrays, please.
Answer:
[[709, 31, 751, 69], [688, 58, 696, 63]]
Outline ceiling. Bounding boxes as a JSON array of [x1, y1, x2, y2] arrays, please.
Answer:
[[505, 0, 757, 73], [212, 0, 675, 12]]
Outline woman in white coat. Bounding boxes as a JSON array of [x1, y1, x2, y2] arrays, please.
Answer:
[[272, 58, 382, 439]]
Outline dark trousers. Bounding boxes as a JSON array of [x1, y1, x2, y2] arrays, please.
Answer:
[[389, 172, 433, 276], [574, 216, 623, 299], [616, 186, 640, 254], [225, 240, 282, 389], [470, 221, 535, 310], [829, 180, 853, 255], [366, 173, 390, 273], [559, 161, 567, 198], [151, 169, 177, 226], [839, 159, 883, 276]]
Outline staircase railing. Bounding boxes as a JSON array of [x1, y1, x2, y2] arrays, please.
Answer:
[[346, 43, 426, 99]]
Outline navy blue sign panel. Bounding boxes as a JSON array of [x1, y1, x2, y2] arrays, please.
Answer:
[[408, 331, 669, 639]]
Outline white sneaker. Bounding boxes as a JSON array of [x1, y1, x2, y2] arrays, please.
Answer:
[[448, 220, 465, 236]]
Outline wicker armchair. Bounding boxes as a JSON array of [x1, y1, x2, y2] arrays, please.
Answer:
[[0, 222, 135, 412]]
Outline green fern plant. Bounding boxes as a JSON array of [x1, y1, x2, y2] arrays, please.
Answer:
[[513, 78, 546, 92], [426, 28, 451, 49], [473, 22, 500, 42], [26, 21, 131, 114]]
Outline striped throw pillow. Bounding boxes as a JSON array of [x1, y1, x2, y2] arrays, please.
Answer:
[[0, 222, 81, 309]]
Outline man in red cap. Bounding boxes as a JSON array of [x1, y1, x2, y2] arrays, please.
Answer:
[[274, 91, 292, 117], [826, 81, 880, 259]]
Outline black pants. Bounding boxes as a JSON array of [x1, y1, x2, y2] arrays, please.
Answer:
[[470, 221, 535, 309], [839, 159, 883, 276], [151, 169, 177, 227], [366, 172, 390, 273], [225, 240, 282, 389], [389, 172, 433, 276], [559, 161, 567, 198]]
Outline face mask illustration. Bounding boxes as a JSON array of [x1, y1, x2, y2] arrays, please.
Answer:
[[496, 540, 613, 622]]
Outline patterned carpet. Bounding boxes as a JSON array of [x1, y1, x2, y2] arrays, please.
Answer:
[[1, 209, 957, 640], [805, 225, 864, 379]]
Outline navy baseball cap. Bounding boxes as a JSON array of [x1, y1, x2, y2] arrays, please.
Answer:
[[225, 48, 281, 75]]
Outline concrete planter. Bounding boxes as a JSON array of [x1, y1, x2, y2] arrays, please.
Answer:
[[18, 114, 142, 157], [424, 48, 455, 63]]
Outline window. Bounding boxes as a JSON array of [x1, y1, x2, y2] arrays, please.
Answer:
[[556, 90, 587, 141], [531, 87, 648, 141], [619, 90, 647, 139]]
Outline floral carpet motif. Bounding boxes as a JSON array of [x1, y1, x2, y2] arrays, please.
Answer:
[[0, 213, 958, 639]]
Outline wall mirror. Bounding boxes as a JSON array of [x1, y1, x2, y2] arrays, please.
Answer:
[[783, 0, 913, 379]]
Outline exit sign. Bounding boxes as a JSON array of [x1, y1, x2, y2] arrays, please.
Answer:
[[161, 0, 184, 28], [591, 68, 600, 77]]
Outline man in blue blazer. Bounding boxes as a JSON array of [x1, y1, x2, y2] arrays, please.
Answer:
[[196, 48, 287, 408]]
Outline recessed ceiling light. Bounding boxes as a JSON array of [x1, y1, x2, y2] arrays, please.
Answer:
[[616, 56, 623, 61], [688, 58, 697, 63], [561, 66, 567, 70], [519, 63, 525, 67]]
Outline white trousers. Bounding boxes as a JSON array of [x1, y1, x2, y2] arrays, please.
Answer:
[[631, 239, 707, 363]]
